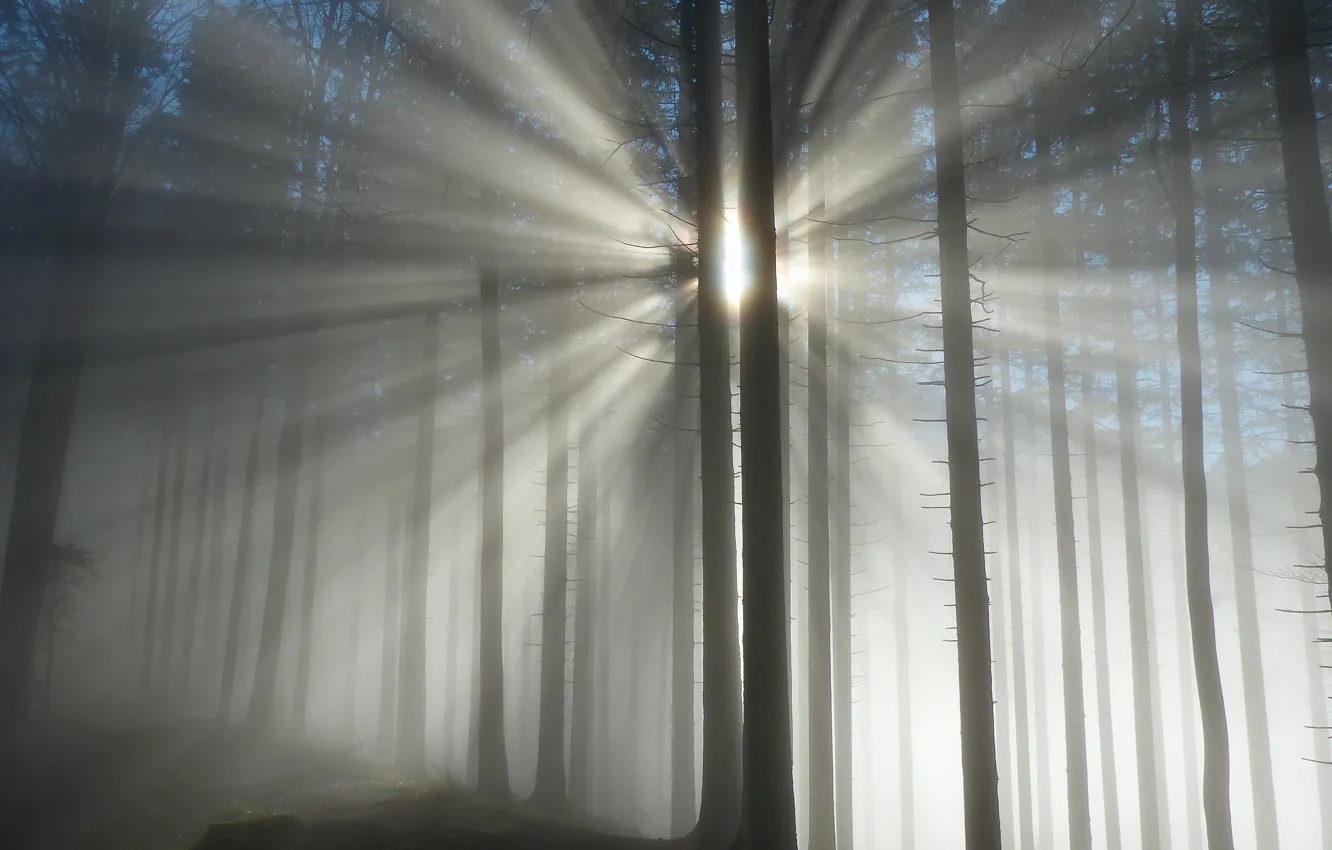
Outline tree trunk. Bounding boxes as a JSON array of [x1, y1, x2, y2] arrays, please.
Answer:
[[141, 388, 177, 700], [980, 376, 1010, 850], [1168, 5, 1234, 845], [219, 381, 265, 722], [396, 309, 440, 775], [894, 484, 916, 850], [1024, 367, 1054, 850], [998, 307, 1034, 850], [345, 506, 364, 742], [379, 499, 401, 760], [1198, 75, 1279, 849], [569, 398, 598, 813], [160, 402, 191, 704], [202, 442, 230, 702], [696, 0, 742, 843], [477, 269, 511, 799], [1268, 0, 1332, 622], [672, 265, 699, 835], [293, 400, 323, 736], [179, 417, 214, 706], [805, 176, 836, 850], [534, 290, 570, 810], [1303, 581, 1332, 843], [927, 1, 1001, 844], [831, 291, 853, 850], [1035, 131, 1090, 850], [735, 0, 798, 844]]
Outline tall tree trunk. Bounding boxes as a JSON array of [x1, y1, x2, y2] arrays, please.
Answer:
[[894, 484, 916, 850], [293, 400, 323, 736], [219, 381, 265, 722], [1198, 74, 1279, 848], [179, 415, 214, 706], [1168, 5, 1234, 845], [672, 266, 699, 835], [379, 500, 401, 760], [396, 309, 440, 775], [202, 442, 230, 701], [805, 177, 836, 850], [345, 506, 364, 741], [1079, 293, 1120, 850], [1110, 181, 1162, 850], [831, 289, 853, 850], [477, 270, 511, 799], [1303, 581, 1332, 842], [696, 0, 742, 843], [1268, 0, 1332, 621], [247, 356, 305, 731], [534, 292, 570, 810], [160, 402, 191, 704], [1024, 373, 1054, 850], [141, 389, 176, 700], [1036, 131, 1091, 850], [927, 0, 1001, 844], [735, 0, 798, 845], [981, 376, 1011, 850], [569, 399, 598, 813], [998, 307, 1034, 850]]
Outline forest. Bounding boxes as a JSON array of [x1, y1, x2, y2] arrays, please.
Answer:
[[0, 0, 1330, 848]]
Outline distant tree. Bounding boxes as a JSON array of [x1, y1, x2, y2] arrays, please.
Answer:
[[36, 543, 97, 716]]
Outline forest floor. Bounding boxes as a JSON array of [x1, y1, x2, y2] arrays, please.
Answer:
[[0, 720, 675, 850]]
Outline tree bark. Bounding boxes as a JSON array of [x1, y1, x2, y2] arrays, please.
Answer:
[[735, 0, 798, 845], [695, 0, 742, 843], [396, 309, 440, 775], [477, 269, 511, 799], [569, 397, 598, 813], [672, 261, 699, 835], [831, 290, 853, 850], [1268, 0, 1332, 623], [927, 1, 1001, 845], [534, 290, 570, 810], [1168, 4, 1234, 844]]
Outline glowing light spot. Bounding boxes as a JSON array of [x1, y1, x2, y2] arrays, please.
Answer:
[[724, 216, 746, 306]]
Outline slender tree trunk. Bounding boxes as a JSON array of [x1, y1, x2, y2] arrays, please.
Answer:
[[293, 400, 323, 736], [736, 0, 798, 844], [1024, 378, 1055, 850], [345, 506, 364, 741], [927, 0, 1001, 844], [379, 499, 401, 760], [1269, 0, 1332, 621], [160, 402, 191, 704], [179, 418, 214, 706], [1198, 78, 1279, 849], [1110, 184, 1162, 850], [894, 484, 915, 850], [141, 389, 176, 700], [980, 374, 1011, 850], [831, 290, 854, 850], [202, 442, 229, 701], [219, 381, 265, 722], [569, 399, 598, 813], [1303, 581, 1332, 842], [672, 264, 699, 835], [1168, 5, 1234, 845], [396, 309, 440, 775], [1036, 131, 1091, 850], [477, 270, 511, 798], [998, 308, 1034, 850], [534, 292, 570, 810], [696, 0, 741, 842], [805, 178, 836, 850], [1079, 296, 1120, 850]]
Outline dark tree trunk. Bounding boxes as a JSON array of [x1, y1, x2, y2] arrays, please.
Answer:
[[1035, 132, 1090, 850], [695, 0, 741, 843], [927, 1, 1001, 845], [805, 145, 836, 850], [477, 269, 511, 799], [292, 401, 323, 736], [831, 291, 853, 850], [246, 358, 305, 731], [396, 309, 440, 775], [1269, 0, 1332, 623], [998, 307, 1034, 850], [672, 263, 699, 835], [1198, 76, 1279, 849], [569, 399, 598, 813], [735, 0, 797, 845], [980, 374, 1010, 850], [1168, 5, 1234, 845], [179, 415, 214, 706], [160, 402, 191, 703], [534, 292, 570, 810], [379, 499, 401, 760], [219, 382, 265, 723]]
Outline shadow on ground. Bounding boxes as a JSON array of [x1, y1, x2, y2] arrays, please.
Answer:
[[0, 721, 673, 850]]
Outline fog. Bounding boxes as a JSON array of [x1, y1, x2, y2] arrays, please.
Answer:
[[1, 0, 1330, 849]]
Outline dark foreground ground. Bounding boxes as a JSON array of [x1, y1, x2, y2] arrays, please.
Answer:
[[0, 721, 674, 850]]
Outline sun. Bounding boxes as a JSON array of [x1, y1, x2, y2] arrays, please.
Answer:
[[724, 216, 745, 305]]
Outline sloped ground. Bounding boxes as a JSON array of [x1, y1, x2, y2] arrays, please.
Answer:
[[0, 721, 672, 850]]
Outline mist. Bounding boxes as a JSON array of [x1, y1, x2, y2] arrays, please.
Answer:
[[1, 0, 1330, 849]]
